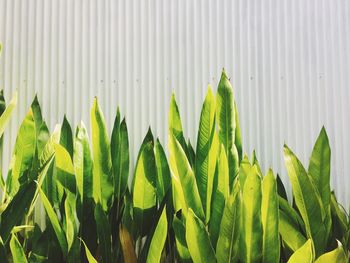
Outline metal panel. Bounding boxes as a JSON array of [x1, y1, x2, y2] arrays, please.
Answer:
[[0, 0, 349, 207]]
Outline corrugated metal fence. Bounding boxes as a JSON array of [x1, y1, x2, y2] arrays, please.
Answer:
[[0, 0, 349, 208]]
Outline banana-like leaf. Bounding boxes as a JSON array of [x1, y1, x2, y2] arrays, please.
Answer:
[[308, 127, 331, 209], [60, 115, 73, 158], [36, 121, 50, 158], [173, 215, 191, 262], [240, 165, 263, 263], [209, 145, 229, 247], [94, 203, 112, 263], [186, 208, 216, 263], [111, 110, 129, 199], [283, 145, 327, 256], [238, 155, 252, 189], [154, 138, 171, 203], [7, 108, 36, 197], [261, 169, 280, 263], [287, 239, 314, 263], [277, 174, 288, 201], [64, 192, 77, 252], [0, 181, 36, 243], [80, 239, 98, 263], [187, 139, 196, 167], [132, 141, 157, 237], [0, 91, 17, 138], [315, 243, 348, 263], [216, 182, 240, 263], [146, 207, 168, 263], [74, 122, 93, 202], [91, 98, 113, 211], [169, 134, 204, 220], [119, 224, 137, 263], [39, 187, 68, 257], [55, 144, 76, 193], [10, 234, 27, 263], [169, 93, 190, 160], [195, 86, 217, 222], [279, 197, 305, 233]]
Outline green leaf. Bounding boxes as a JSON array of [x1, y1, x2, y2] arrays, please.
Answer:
[[39, 187, 68, 257], [308, 127, 331, 209], [111, 115, 129, 199], [261, 169, 280, 263], [186, 208, 216, 263], [234, 102, 242, 162], [146, 207, 168, 263], [168, 134, 204, 220], [154, 138, 171, 203], [287, 239, 314, 263], [283, 145, 327, 256], [91, 97, 113, 211], [216, 182, 241, 263], [240, 165, 263, 263], [276, 174, 288, 200], [209, 145, 229, 247], [0, 181, 36, 243], [315, 243, 348, 263], [10, 234, 27, 263], [238, 155, 252, 189], [119, 224, 137, 263], [94, 203, 112, 263], [169, 93, 190, 160], [330, 192, 348, 242], [132, 140, 157, 237], [0, 91, 17, 138], [173, 215, 191, 262], [0, 236, 9, 263], [60, 115, 73, 158], [55, 144, 76, 193], [74, 122, 93, 202], [80, 239, 98, 263], [64, 192, 77, 252], [195, 87, 218, 222]]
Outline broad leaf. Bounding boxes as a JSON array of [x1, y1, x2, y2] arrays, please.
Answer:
[[10, 234, 27, 263], [240, 165, 263, 263], [261, 169, 280, 263], [186, 208, 216, 263], [315, 243, 348, 263], [55, 144, 76, 193], [173, 215, 191, 262], [146, 207, 168, 263], [283, 145, 327, 256], [60, 115, 73, 158], [287, 239, 314, 263], [154, 138, 171, 203], [91, 98, 113, 211]]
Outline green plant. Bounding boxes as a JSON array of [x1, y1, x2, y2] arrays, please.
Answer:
[[0, 69, 348, 263]]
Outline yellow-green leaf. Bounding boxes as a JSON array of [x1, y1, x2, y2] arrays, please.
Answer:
[[10, 234, 27, 263], [80, 238, 98, 263], [0, 91, 17, 138], [287, 239, 314, 263], [315, 243, 348, 263]]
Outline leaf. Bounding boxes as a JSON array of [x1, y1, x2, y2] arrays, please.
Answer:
[[64, 192, 77, 252], [111, 114, 130, 199], [330, 192, 348, 241], [283, 145, 327, 256], [234, 102, 242, 162], [261, 169, 280, 263], [94, 203, 112, 263], [173, 215, 191, 262], [238, 155, 252, 189], [209, 145, 229, 247], [39, 187, 68, 257], [10, 234, 27, 263], [60, 115, 73, 158], [185, 208, 216, 263], [315, 243, 348, 263], [168, 134, 204, 220], [0, 236, 9, 263], [308, 127, 331, 209], [132, 140, 157, 237], [80, 239, 98, 263], [55, 144, 76, 193], [0, 91, 17, 138], [287, 239, 314, 263], [91, 97, 113, 211], [74, 122, 93, 202], [0, 181, 36, 243], [240, 165, 263, 263], [276, 174, 288, 200], [195, 86, 217, 222], [119, 224, 137, 263], [216, 182, 241, 263], [168, 93, 190, 160], [154, 138, 171, 203], [146, 207, 168, 263]]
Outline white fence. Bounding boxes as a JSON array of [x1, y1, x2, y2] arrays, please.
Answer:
[[0, 0, 349, 208]]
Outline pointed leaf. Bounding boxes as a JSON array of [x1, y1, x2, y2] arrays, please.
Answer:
[[186, 209, 216, 263], [154, 139, 171, 203], [287, 239, 314, 263], [0, 91, 17, 137], [315, 243, 348, 263], [80, 239, 98, 263], [60, 115, 73, 158]]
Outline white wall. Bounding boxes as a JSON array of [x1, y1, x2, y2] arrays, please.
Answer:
[[0, 0, 349, 208]]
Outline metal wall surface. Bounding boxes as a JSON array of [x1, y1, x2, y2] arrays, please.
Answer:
[[0, 0, 349, 207]]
